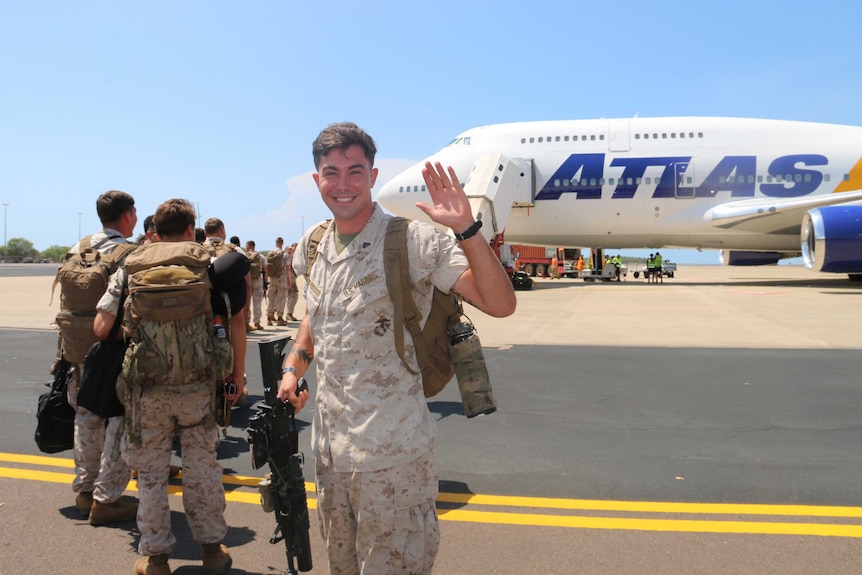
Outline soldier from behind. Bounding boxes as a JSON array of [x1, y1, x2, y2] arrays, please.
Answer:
[[246, 240, 266, 330], [53, 189, 139, 525], [94, 199, 235, 575], [265, 237, 288, 325], [204, 218, 250, 401], [284, 242, 299, 321]]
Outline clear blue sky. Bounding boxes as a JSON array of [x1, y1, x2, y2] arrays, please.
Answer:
[[2, 1, 860, 263]]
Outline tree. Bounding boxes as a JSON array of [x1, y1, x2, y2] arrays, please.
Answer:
[[41, 245, 71, 263], [6, 237, 39, 263]]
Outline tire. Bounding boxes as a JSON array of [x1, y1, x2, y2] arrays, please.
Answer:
[[524, 264, 535, 277], [633, 271, 640, 279], [536, 264, 546, 277]]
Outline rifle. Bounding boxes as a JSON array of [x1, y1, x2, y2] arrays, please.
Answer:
[[247, 378, 312, 574]]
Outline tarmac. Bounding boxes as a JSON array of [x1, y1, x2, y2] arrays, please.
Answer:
[[2, 263, 862, 574]]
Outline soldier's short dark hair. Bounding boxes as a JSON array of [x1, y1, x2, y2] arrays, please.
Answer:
[[143, 214, 155, 233], [312, 122, 377, 169], [230, 235, 240, 245], [247, 240, 256, 249], [154, 199, 196, 238], [195, 227, 205, 242], [96, 190, 135, 225], [204, 217, 224, 234]]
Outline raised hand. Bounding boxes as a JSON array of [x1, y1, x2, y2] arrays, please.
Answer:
[[416, 161, 475, 233]]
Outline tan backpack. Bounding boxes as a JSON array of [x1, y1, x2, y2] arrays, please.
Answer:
[[52, 236, 136, 363], [121, 241, 232, 388], [247, 251, 262, 279], [265, 249, 284, 278], [307, 218, 460, 397]]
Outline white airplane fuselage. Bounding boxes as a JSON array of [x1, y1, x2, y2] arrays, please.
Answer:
[[378, 117, 862, 265]]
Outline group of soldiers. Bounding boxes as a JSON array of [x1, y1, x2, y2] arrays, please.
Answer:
[[240, 237, 300, 331], [61, 194, 303, 575]]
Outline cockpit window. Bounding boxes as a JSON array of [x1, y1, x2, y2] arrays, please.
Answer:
[[446, 136, 471, 146]]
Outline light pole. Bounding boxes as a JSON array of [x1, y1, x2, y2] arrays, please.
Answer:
[[77, 212, 82, 240], [1, 203, 7, 263]]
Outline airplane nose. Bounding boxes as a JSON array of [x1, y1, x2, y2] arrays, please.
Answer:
[[378, 161, 434, 222]]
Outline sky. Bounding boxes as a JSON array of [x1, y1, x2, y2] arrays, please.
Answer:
[[2, 1, 861, 264]]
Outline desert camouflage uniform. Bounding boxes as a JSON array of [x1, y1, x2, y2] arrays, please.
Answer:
[[247, 250, 266, 326], [285, 250, 299, 318], [266, 248, 288, 321], [66, 228, 133, 505], [97, 258, 228, 557], [294, 204, 467, 575]]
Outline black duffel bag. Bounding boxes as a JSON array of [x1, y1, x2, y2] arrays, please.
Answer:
[[35, 357, 76, 453], [78, 339, 128, 418], [77, 273, 128, 419]]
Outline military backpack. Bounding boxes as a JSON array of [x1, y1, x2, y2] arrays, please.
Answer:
[[52, 236, 136, 363], [265, 249, 284, 278], [247, 250, 262, 279], [121, 241, 233, 389]]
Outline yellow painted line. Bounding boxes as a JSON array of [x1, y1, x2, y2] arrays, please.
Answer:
[[437, 508, 862, 538], [436, 492, 862, 518], [6, 455, 862, 539], [0, 453, 75, 468]]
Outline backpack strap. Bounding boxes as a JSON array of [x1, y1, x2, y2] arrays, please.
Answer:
[[305, 220, 331, 273], [384, 217, 424, 376]]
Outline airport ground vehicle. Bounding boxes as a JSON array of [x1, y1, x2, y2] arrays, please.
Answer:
[[632, 261, 677, 279], [512, 245, 582, 277]]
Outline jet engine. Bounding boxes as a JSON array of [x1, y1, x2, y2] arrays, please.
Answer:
[[802, 206, 862, 274], [719, 250, 783, 266]]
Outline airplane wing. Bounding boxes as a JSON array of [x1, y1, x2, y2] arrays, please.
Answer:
[[704, 189, 862, 234]]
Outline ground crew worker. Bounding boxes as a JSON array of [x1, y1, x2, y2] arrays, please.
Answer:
[[550, 254, 559, 279], [277, 122, 516, 575], [654, 251, 664, 283], [576, 254, 584, 275]]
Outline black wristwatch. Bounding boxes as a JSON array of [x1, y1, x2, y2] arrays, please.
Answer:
[[454, 219, 483, 242]]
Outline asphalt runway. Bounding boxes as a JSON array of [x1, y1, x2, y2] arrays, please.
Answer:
[[2, 263, 862, 574]]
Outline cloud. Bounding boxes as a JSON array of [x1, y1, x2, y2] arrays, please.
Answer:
[[228, 157, 419, 245]]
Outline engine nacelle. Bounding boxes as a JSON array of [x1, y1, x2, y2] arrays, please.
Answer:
[[802, 206, 862, 273], [719, 250, 783, 266]]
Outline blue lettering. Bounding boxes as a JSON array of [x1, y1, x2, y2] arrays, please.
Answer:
[[534, 153, 827, 201], [610, 157, 690, 198], [535, 153, 604, 200], [760, 154, 826, 197], [695, 156, 757, 198]]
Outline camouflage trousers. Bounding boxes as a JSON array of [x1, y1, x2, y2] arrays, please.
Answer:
[[266, 278, 287, 318], [286, 285, 299, 316], [67, 367, 131, 503], [315, 451, 440, 575], [250, 278, 265, 324], [123, 386, 227, 556]]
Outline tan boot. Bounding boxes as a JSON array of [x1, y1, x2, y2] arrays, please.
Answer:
[[201, 543, 232, 575], [253, 323, 263, 331], [75, 491, 93, 517], [134, 553, 171, 575], [267, 315, 275, 326], [89, 497, 138, 526], [276, 317, 287, 326]]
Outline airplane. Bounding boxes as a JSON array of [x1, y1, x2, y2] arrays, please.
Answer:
[[376, 117, 862, 279]]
